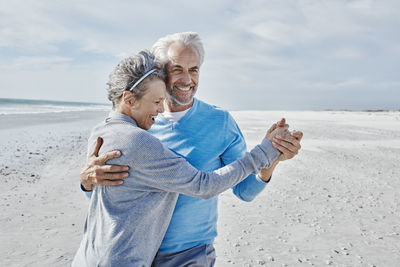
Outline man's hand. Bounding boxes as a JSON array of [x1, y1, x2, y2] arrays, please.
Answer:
[[272, 130, 303, 161], [80, 137, 129, 191]]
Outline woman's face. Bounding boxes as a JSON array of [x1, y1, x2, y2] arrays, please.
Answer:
[[131, 78, 166, 130]]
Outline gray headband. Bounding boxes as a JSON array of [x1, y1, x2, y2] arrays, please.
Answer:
[[129, 69, 156, 91]]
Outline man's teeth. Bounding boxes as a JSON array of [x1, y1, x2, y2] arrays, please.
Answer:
[[176, 86, 191, 91]]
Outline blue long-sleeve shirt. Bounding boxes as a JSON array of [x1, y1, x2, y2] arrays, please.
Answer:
[[149, 98, 271, 253]]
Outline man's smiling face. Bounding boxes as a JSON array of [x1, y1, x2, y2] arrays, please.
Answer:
[[165, 42, 200, 106]]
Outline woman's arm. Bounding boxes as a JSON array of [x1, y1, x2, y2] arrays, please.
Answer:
[[111, 128, 281, 199]]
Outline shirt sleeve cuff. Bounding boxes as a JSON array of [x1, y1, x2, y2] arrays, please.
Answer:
[[80, 183, 92, 192], [256, 173, 272, 184]]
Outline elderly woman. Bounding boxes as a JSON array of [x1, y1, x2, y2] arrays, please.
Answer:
[[72, 50, 283, 266]]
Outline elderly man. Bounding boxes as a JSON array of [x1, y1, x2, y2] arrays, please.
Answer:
[[80, 32, 302, 266]]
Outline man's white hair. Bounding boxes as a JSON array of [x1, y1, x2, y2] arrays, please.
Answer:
[[152, 32, 205, 67]]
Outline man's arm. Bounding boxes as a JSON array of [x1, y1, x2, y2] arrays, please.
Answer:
[[220, 115, 276, 201], [80, 137, 129, 192], [226, 118, 302, 201]]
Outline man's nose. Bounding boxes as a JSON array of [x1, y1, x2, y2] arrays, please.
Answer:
[[180, 70, 191, 84]]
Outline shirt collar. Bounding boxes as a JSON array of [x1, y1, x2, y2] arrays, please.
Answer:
[[158, 98, 198, 124]]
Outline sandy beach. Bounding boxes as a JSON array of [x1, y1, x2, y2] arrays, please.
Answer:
[[1, 110, 399, 266]]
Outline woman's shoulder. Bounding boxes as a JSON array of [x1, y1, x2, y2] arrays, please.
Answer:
[[90, 120, 161, 153], [115, 127, 169, 164], [128, 127, 161, 147], [111, 123, 160, 148]]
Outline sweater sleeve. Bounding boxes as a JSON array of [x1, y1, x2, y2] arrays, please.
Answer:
[[114, 131, 280, 200]]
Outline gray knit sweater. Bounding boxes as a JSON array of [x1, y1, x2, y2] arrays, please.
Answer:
[[72, 111, 280, 267]]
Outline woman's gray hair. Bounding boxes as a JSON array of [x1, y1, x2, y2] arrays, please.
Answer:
[[107, 50, 166, 107], [152, 32, 205, 67]]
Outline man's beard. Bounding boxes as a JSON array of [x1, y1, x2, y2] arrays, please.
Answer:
[[166, 83, 197, 106]]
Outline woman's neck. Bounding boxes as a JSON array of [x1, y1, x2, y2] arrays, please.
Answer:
[[114, 104, 132, 118]]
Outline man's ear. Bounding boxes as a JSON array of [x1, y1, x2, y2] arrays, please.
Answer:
[[122, 91, 136, 106]]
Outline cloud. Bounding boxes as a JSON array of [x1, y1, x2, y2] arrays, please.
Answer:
[[0, 0, 399, 110], [330, 47, 364, 60], [1, 56, 73, 70], [302, 77, 368, 91]]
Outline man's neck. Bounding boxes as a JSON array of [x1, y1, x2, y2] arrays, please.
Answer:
[[164, 99, 194, 113]]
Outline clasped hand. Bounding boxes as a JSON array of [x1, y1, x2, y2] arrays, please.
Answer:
[[264, 118, 303, 162]]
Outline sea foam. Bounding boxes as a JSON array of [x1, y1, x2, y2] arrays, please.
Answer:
[[0, 98, 110, 115]]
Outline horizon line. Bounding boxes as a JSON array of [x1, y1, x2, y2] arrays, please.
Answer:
[[1, 97, 398, 112]]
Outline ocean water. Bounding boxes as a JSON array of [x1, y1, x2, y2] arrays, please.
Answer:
[[0, 98, 111, 115]]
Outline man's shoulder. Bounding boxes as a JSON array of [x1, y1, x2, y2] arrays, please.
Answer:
[[195, 98, 231, 119]]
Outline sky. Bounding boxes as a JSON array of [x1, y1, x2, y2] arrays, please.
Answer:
[[0, 0, 399, 110]]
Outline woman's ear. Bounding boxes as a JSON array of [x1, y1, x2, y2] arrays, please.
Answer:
[[122, 91, 136, 106]]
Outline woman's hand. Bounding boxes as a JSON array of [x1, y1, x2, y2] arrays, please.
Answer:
[[265, 118, 289, 141]]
